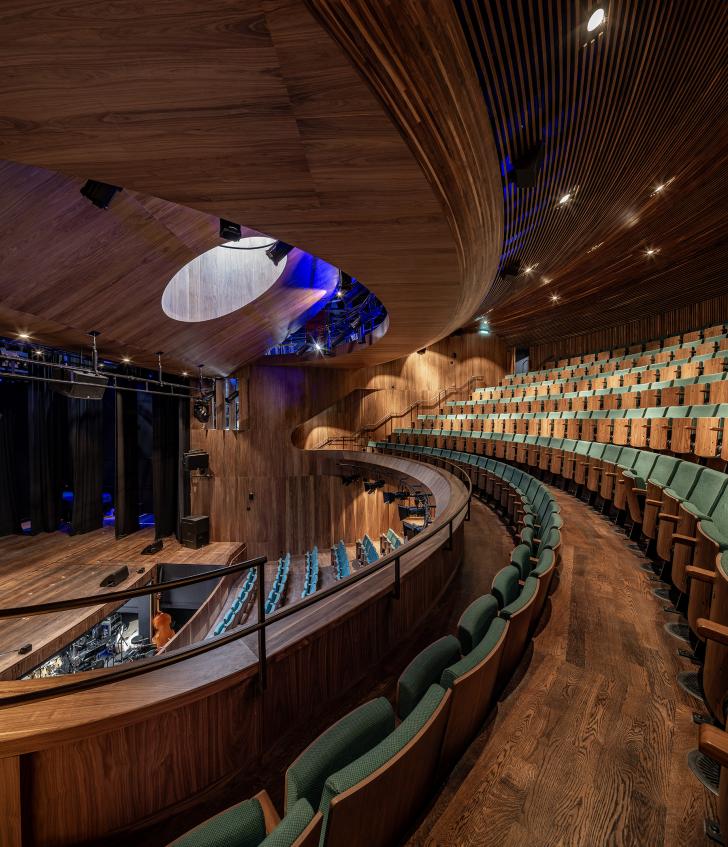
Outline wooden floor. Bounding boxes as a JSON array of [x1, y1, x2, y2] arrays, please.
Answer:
[[0, 527, 244, 679], [407, 489, 717, 847]]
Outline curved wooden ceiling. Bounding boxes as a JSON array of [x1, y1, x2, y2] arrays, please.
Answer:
[[456, 0, 728, 344], [0, 0, 502, 372]]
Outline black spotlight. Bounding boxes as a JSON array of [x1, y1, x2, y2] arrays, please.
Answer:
[[342, 474, 360, 486], [193, 399, 211, 424], [80, 180, 122, 209], [266, 241, 294, 266], [364, 480, 385, 495], [507, 140, 544, 189], [383, 492, 396, 504], [220, 219, 242, 241], [398, 505, 426, 520]]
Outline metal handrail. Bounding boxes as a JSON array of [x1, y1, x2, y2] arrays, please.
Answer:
[[0, 455, 471, 707], [315, 375, 485, 449]]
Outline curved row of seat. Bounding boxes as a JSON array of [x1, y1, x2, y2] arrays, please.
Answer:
[[505, 323, 727, 386], [446, 370, 728, 413], [265, 554, 291, 615], [301, 548, 320, 599], [213, 567, 258, 637], [376, 423, 728, 839], [331, 541, 350, 580], [395, 407, 728, 459], [169, 447, 563, 846], [381, 527, 403, 554], [358, 533, 379, 565]]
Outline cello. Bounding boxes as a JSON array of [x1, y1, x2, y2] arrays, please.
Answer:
[[151, 593, 175, 650]]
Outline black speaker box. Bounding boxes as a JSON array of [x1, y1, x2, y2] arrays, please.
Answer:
[[183, 450, 209, 472], [181, 515, 210, 549]]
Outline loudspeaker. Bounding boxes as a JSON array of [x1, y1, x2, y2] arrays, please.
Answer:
[[100, 565, 129, 588], [183, 450, 209, 472], [52, 369, 108, 400], [180, 515, 210, 549]]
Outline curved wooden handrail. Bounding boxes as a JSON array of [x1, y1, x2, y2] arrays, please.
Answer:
[[0, 452, 471, 707], [315, 374, 485, 450]]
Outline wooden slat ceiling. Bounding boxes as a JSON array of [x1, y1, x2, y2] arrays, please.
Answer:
[[456, 0, 728, 345], [0, 0, 502, 372]]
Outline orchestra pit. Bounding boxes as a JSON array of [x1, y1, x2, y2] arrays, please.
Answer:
[[0, 2, 727, 845]]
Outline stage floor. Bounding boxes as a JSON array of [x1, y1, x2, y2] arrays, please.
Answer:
[[0, 527, 245, 679]]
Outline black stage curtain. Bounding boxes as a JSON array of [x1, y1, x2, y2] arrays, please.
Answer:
[[0, 382, 26, 536], [177, 397, 190, 538], [28, 380, 66, 534], [115, 391, 140, 538], [69, 398, 104, 534], [153, 395, 182, 540]]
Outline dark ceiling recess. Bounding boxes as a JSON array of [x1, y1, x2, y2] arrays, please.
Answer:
[[455, 0, 728, 345]]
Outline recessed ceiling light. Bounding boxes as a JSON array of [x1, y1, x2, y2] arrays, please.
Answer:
[[122, 356, 131, 363], [558, 193, 571, 205], [541, 276, 551, 285], [550, 293, 560, 302], [18, 332, 30, 340], [182, 371, 189, 376], [587, 8, 605, 31], [645, 247, 660, 256], [314, 342, 322, 351], [33, 349, 43, 356], [524, 265, 536, 274]]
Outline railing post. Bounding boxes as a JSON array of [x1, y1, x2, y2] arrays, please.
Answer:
[[466, 496, 471, 521], [445, 519, 453, 551], [257, 560, 267, 690], [392, 556, 401, 599]]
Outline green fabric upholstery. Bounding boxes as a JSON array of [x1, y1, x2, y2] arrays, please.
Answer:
[[169, 798, 266, 847], [441, 617, 508, 689], [663, 462, 703, 501], [647, 455, 681, 487], [286, 697, 394, 812], [682, 469, 728, 518], [491, 565, 521, 609], [260, 800, 315, 847], [532, 548, 555, 577], [319, 685, 448, 837], [396, 635, 461, 719], [510, 544, 533, 580], [501, 576, 539, 619], [457, 594, 499, 654]]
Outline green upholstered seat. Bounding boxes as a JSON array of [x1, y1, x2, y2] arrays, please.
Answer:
[[531, 548, 556, 577], [682, 469, 728, 519], [457, 594, 499, 654], [662, 462, 703, 502], [501, 576, 539, 618], [621, 450, 656, 486], [169, 797, 266, 847], [701, 490, 728, 549], [396, 635, 461, 719], [646, 455, 681, 487], [440, 617, 508, 689], [491, 565, 521, 609], [319, 684, 448, 834], [286, 698, 394, 812], [510, 544, 533, 580], [260, 801, 316, 847]]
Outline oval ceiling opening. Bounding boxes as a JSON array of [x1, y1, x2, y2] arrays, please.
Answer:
[[162, 236, 287, 323]]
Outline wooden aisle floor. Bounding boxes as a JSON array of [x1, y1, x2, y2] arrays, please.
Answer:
[[407, 488, 717, 847]]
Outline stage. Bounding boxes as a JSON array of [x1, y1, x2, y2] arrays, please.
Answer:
[[0, 527, 245, 679]]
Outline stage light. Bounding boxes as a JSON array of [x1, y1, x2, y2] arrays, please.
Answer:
[[219, 219, 241, 241], [80, 180, 122, 209], [587, 8, 605, 31], [33, 349, 43, 357], [364, 480, 385, 494], [336, 289, 344, 298], [193, 399, 211, 423], [524, 265, 536, 274], [122, 356, 131, 364], [645, 247, 660, 256], [266, 241, 294, 266], [314, 341, 323, 352], [417, 348, 427, 355], [558, 193, 571, 205], [182, 371, 189, 377], [342, 474, 360, 486], [551, 293, 560, 302], [383, 492, 396, 504], [18, 332, 30, 340]]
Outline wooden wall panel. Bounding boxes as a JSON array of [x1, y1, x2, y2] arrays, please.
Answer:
[[191, 332, 506, 555], [529, 292, 728, 370]]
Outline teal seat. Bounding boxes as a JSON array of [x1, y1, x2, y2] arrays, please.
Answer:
[[662, 461, 704, 503], [700, 491, 728, 549], [501, 575, 539, 619], [682, 469, 728, 520], [645, 455, 681, 488]]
